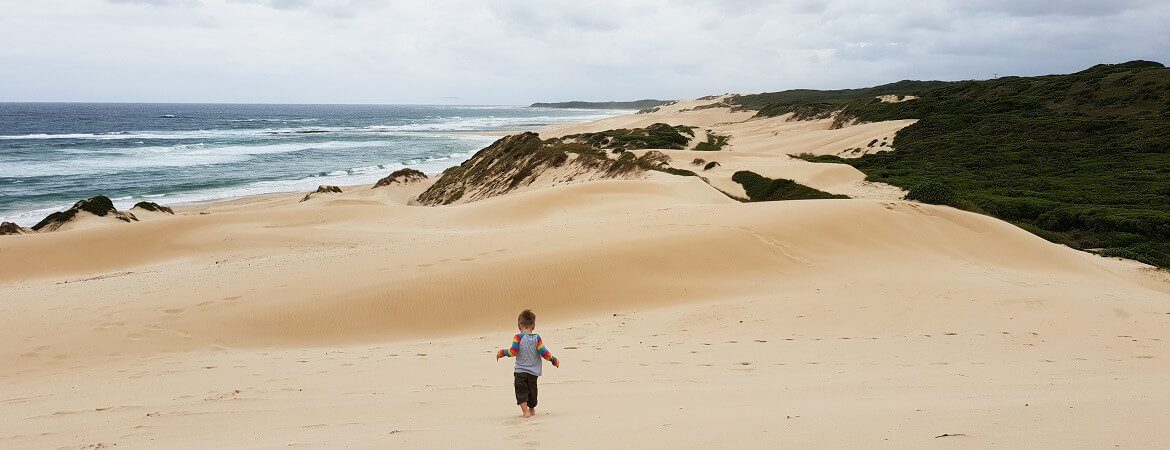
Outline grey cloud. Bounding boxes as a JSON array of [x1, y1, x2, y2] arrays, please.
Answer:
[[952, 0, 1162, 17], [1, 0, 1167, 103], [106, 0, 198, 6]]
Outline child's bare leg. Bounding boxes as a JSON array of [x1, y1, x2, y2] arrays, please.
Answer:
[[520, 403, 532, 417]]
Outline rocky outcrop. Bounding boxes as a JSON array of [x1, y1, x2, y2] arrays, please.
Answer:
[[32, 195, 138, 232], [0, 222, 32, 235], [131, 201, 174, 214], [300, 185, 343, 202], [373, 168, 428, 188]]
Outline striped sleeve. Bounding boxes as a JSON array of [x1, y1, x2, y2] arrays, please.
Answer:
[[497, 334, 521, 358], [535, 336, 556, 362]]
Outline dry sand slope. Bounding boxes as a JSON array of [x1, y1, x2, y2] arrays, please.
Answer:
[[2, 100, 1170, 449]]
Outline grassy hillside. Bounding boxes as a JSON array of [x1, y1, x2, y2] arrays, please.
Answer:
[[734, 61, 1170, 268]]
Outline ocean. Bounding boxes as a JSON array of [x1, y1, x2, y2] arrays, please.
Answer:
[[0, 103, 624, 226]]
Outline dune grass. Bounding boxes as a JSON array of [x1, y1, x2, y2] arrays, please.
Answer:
[[695, 132, 730, 151]]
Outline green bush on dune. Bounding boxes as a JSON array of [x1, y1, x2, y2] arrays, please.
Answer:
[[418, 127, 712, 205], [731, 171, 848, 202], [695, 132, 730, 151], [563, 123, 697, 150], [730, 60, 1170, 268], [906, 182, 957, 206]]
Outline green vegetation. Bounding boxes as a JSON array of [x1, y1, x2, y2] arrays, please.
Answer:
[[32, 195, 136, 231], [563, 123, 697, 150], [905, 182, 957, 206], [658, 167, 699, 177], [732, 171, 848, 202], [733, 60, 1170, 267], [703, 161, 721, 171], [133, 201, 174, 214], [726, 80, 954, 120], [418, 128, 709, 205], [694, 132, 730, 151], [32, 210, 79, 231]]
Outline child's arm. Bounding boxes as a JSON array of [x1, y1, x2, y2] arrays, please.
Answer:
[[496, 334, 521, 360], [536, 336, 560, 368]]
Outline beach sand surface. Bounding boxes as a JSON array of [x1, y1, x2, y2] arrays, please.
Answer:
[[2, 100, 1169, 448]]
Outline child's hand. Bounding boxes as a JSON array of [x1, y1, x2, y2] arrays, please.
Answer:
[[552, 358, 560, 368], [496, 353, 502, 361]]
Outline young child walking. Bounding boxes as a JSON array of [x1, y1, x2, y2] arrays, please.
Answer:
[[496, 309, 559, 418]]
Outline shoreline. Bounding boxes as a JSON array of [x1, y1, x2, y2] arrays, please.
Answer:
[[0, 116, 614, 227]]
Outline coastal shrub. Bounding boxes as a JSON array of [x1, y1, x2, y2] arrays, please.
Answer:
[[695, 132, 730, 151], [133, 201, 174, 214], [906, 182, 957, 206], [563, 123, 697, 150], [703, 161, 721, 170], [657, 167, 698, 177], [0, 222, 31, 235], [76, 196, 116, 217], [32, 195, 137, 231], [729, 60, 1170, 267], [636, 150, 672, 168], [731, 171, 848, 202], [32, 210, 78, 231], [691, 158, 706, 166], [373, 168, 428, 188]]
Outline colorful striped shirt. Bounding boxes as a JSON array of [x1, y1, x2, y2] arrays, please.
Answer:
[[498, 333, 557, 376]]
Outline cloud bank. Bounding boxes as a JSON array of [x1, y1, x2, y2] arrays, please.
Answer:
[[1, 0, 1166, 103]]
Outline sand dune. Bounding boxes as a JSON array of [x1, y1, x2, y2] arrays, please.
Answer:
[[2, 100, 1169, 448]]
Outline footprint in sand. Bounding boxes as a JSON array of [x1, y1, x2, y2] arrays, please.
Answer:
[[164, 308, 184, 315]]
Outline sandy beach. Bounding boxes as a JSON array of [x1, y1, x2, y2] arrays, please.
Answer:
[[3, 100, 1170, 449]]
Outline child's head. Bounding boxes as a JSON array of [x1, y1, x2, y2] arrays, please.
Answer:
[[517, 309, 536, 332]]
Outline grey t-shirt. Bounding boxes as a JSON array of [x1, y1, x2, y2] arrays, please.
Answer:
[[514, 333, 544, 376]]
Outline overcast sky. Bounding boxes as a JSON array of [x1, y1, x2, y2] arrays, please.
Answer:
[[1, 0, 1167, 104]]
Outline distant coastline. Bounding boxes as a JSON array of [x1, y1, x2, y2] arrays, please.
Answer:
[[529, 99, 672, 109]]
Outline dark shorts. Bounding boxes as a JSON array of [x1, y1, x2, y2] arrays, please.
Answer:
[[514, 372, 539, 408]]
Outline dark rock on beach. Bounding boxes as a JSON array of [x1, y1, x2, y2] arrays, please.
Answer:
[[373, 168, 428, 188]]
